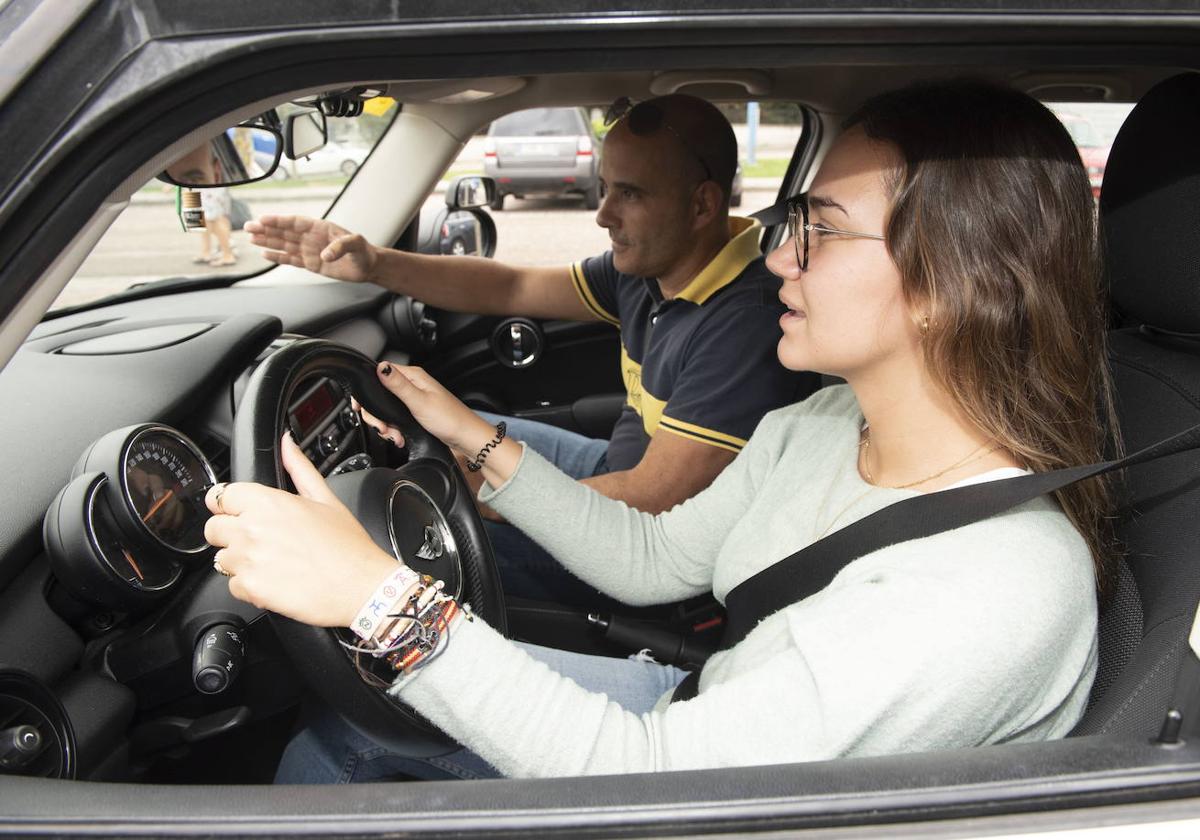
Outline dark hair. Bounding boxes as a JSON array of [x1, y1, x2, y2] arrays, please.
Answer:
[[846, 79, 1120, 597]]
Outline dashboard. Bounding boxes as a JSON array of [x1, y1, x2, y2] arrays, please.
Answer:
[[0, 281, 411, 781]]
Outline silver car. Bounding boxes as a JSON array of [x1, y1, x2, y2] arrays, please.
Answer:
[[483, 107, 602, 210]]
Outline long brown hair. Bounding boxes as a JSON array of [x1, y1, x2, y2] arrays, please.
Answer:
[[846, 79, 1120, 596]]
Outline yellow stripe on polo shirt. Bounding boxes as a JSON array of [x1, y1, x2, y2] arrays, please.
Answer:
[[657, 416, 747, 453], [674, 216, 763, 305], [570, 262, 619, 326], [620, 346, 644, 414], [621, 346, 745, 453]]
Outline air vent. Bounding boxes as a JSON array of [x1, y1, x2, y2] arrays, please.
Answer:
[[0, 671, 76, 780]]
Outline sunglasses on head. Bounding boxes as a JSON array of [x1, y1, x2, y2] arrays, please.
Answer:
[[603, 96, 714, 182]]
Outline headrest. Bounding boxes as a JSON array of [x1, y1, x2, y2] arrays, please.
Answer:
[[1102, 73, 1200, 333]]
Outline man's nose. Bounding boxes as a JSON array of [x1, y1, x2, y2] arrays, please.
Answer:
[[594, 190, 615, 228]]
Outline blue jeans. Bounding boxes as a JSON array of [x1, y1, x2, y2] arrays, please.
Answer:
[[476, 412, 620, 607], [274, 641, 690, 782]]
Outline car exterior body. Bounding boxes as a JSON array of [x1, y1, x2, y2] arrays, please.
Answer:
[[281, 141, 369, 179], [3, 3, 1200, 838], [483, 107, 602, 209]]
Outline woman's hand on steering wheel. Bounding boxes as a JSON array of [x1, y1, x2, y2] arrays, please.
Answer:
[[204, 433, 400, 627], [358, 363, 499, 459]]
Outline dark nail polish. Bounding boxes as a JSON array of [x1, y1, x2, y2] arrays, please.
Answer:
[[380, 364, 392, 376]]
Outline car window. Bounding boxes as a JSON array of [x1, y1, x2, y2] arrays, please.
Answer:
[[49, 99, 399, 312], [1047, 101, 1135, 200], [434, 102, 805, 267]]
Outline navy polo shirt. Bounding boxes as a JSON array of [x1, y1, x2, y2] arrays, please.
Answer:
[[570, 217, 819, 471]]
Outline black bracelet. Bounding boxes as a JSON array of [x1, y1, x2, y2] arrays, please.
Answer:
[[466, 421, 507, 472]]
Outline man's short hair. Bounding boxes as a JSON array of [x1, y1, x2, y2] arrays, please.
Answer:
[[634, 93, 739, 202]]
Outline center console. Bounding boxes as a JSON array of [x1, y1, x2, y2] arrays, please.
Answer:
[[286, 376, 372, 476]]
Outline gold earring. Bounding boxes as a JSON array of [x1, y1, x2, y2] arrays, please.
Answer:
[[920, 315, 929, 337]]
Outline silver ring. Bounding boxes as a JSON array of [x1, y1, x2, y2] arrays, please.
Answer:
[[213, 558, 232, 577]]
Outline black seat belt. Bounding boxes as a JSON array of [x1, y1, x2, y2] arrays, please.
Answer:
[[670, 420, 1200, 703]]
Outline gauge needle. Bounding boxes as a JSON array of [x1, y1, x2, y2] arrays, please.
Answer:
[[142, 488, 175, 523], [121, 547, 145, 581]]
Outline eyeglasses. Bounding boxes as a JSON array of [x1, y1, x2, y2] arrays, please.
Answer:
[[603, 96, 713, 182], [786, 193, 886, 271]]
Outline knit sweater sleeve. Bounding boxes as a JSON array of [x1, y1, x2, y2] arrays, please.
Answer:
[[476, 411, 783, 605], [391, 502, 1097, 778]]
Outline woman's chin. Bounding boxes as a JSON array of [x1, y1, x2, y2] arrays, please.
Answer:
[[776, 339, 813, 373]]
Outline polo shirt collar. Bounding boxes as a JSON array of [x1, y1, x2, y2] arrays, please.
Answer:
[[673, 216, 763, 305]]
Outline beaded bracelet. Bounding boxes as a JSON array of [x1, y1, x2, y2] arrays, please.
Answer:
[[465, 421, 507, 472], [343, 571, 469, 676], [387, 598, 462, 672]]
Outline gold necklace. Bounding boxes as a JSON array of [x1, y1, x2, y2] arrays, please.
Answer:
[[817, 432, 996, 539], [861, 432, 996, 490], [815, 437, 878, 539]]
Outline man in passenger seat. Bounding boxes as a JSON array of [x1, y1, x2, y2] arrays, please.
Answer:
[[246, 94, 818, 606]]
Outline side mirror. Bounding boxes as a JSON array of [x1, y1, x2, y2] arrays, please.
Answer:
[[415, 207, 497, 259], [446, 175, 497, 210], [159, 125, 283, 188], [285, 110, 328, 159]]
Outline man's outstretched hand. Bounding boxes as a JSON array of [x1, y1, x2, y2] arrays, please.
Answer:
[[245, 215, 378, 284]]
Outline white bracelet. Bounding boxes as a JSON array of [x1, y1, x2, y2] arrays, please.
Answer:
[[350, 566, 421, 641]]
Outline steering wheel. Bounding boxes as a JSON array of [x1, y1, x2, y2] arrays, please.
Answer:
[[230, 339, 506, 755]]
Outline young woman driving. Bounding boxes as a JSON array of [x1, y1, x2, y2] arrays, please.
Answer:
[[203, 79, 1117, 780]]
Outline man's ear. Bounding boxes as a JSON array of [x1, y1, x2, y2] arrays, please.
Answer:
[[691, 180, 725, 229]]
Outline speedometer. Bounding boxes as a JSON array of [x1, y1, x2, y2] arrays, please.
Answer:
[[122, 428, 215, 553], [43, 424, 218, 610]]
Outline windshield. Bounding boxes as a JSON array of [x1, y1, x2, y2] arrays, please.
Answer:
[[50, 99, 399, 312]]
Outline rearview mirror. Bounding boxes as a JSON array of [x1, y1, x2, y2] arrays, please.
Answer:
[[159, 125, 283, 188], [285, 110, 328, 159], [446, 175, 497, 210]]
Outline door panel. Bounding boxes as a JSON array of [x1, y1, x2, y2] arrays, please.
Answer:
[[426, 314, 624, 435]]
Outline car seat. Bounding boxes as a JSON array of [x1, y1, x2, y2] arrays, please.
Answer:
[[1071, 72, 1200, 738]]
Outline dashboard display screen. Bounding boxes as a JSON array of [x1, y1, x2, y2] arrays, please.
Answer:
[[291, 381, 338, 440]]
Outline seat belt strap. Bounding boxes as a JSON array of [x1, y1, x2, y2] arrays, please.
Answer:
[[670, 419, 1200, 704]]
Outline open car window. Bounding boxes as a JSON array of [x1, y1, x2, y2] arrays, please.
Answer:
[[49, 99, 400, 312]]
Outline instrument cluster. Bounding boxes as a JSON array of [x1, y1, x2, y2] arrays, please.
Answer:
[[42, 376, 373, 613], [44, 425, 217, 611]]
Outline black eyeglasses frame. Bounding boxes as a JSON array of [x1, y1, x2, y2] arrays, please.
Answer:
[[785, 193, 886, 271]]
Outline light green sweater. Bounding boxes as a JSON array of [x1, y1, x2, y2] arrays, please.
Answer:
[[393, 385, 1098, 778]]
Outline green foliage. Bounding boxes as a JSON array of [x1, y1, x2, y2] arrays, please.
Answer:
[[741, 158, 790, 178]]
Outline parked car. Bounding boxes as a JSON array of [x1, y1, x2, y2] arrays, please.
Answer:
[[5, 3, 1200, 838], [1057, 113, 1110, 198], [427, 210, 482, 256], [280, 141, 368, 179], [483, 106, 602, 210]]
